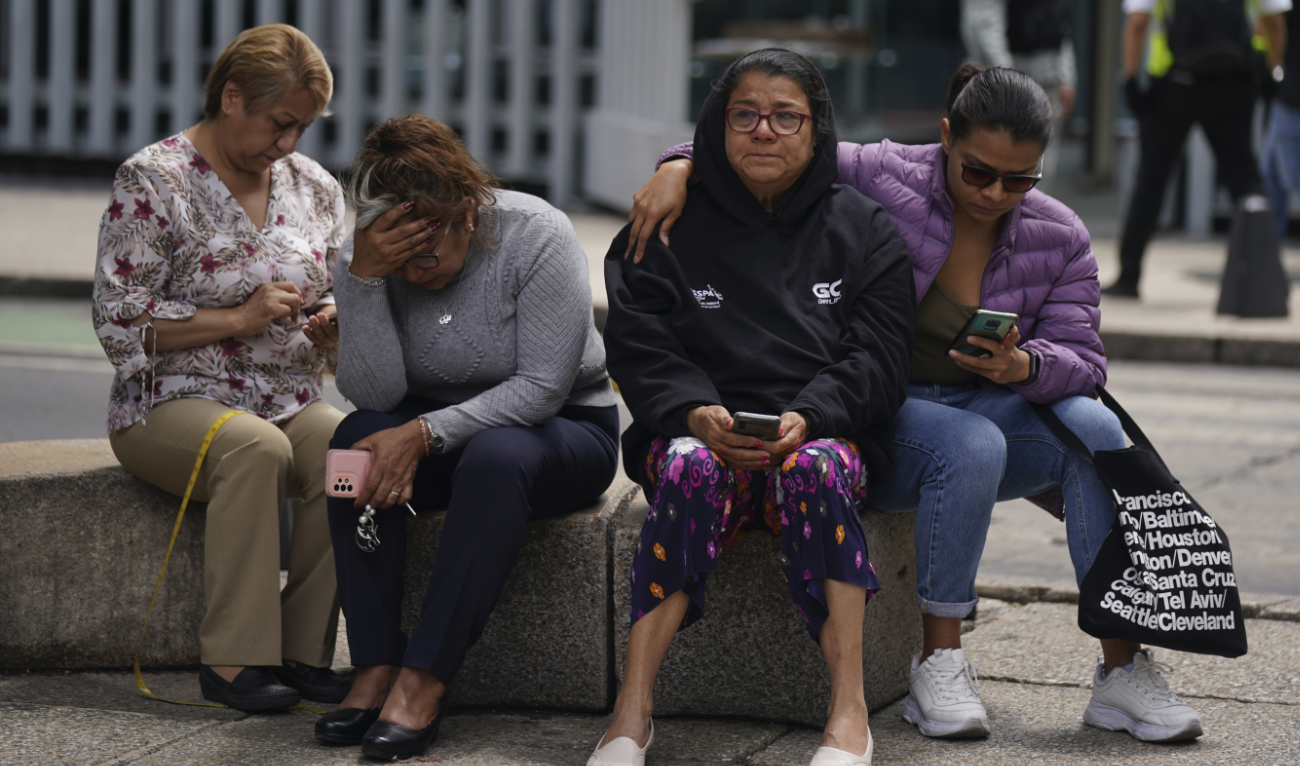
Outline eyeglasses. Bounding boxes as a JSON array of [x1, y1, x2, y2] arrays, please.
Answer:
[[404, 224, 450, 270], [725, 107, 811, 136], [959, 163, 1043, 194]]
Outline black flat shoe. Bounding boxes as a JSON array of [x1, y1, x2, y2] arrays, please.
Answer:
[[316, 706, 381, 745], [361, 705, 449, 761], [198, 665, 300, 711], [273, 662, 353, 703]]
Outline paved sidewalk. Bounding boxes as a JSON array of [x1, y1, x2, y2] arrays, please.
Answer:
[[3, 596, 1298, 765]]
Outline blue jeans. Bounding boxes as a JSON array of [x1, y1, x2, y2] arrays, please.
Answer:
[[1262, 100, 1300, 239], [869, 383, 1125, 618]]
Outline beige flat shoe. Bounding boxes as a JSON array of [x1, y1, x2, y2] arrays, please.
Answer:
[[810, 728, 873, 765], [587, 720, 654, 766]]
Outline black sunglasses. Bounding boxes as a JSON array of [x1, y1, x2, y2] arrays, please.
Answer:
[[960, 163, 1043, 194]]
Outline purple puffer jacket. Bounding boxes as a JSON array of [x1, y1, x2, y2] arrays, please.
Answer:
[[662, 140, 1106, 403]]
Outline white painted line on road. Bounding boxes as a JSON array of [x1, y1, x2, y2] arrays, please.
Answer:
[[0, 352, 112, 374]]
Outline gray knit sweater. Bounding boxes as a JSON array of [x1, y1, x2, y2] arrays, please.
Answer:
[[335, 190, 616, 452]]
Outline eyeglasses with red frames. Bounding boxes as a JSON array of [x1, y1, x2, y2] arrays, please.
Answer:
[[959, 163, 1043, 193], [725, 107, 811, 136]]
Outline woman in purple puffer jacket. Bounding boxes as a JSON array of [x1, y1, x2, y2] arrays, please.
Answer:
[[626, 64, 1204, 747]]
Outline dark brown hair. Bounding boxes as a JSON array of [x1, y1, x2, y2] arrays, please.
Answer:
[[946, 63, 1053, 147], [348, 114, 498, 247]]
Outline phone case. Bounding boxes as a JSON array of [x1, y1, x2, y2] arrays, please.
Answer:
[[949, 311, 1019, 359], [326, 449, 371, 498], [732, 412, 782, 439]]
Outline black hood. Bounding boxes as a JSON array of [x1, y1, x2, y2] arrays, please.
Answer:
[[693, 50, 841, 228]]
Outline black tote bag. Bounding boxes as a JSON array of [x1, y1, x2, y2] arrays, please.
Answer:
[[1032, 386, 1248, 658]]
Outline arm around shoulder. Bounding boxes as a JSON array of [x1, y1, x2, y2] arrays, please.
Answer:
[[836, 141, 883, 195], [604, 229, 721, 436]]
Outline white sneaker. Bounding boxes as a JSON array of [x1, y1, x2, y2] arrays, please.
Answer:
[[901, 648, 991, 738], [587, 720, 654, 766], [1084, 649, 1203, 742], [810, 728, 873, 765]]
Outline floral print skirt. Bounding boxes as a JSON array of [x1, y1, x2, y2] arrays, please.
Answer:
[[630, 435, 882, 642]]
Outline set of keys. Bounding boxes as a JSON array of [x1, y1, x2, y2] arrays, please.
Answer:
[[355, 502, 417, 552]]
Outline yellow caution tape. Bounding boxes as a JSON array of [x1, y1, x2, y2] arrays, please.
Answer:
[[132, 409, 326, 715]]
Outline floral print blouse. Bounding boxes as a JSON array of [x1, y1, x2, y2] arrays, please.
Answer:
[[92, 134, 344, 432]]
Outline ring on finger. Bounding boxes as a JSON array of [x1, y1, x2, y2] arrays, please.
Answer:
[[389, 489, 401, 496]]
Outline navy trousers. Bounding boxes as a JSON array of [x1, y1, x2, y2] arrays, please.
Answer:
[[327, 397, 619, 683]]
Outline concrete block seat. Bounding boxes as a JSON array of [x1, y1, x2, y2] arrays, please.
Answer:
[[0, 437, 643, 710], [401, 480, 640, 712], [613, 495, 921, 728], [0, 439, 206, 670]]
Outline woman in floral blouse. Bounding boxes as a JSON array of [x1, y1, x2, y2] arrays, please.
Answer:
[[93, 24, 350, 711]]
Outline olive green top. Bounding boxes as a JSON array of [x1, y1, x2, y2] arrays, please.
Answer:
[[909, 283, 979, 384]]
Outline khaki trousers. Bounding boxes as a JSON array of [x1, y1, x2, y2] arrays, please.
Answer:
[[110, 398, 346, 667]]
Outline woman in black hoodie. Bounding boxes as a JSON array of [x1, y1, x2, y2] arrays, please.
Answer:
[[593, 50, 914, 766]]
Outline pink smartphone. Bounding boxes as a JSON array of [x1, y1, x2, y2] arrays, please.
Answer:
[[326, 449, 371, 498]]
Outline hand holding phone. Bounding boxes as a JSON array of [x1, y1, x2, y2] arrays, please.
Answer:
[[949, 310, 1019, 359], [326, 449, 371, 498], [303, 307, 340, 348], [948, 318, 1035, 385], [685, 405, 770, 471], [731, 412, 782, 441]]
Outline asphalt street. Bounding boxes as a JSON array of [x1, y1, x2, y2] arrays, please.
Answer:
[[4, 352, 1297, 597]]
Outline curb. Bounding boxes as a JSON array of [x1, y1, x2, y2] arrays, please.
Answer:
[[0, 277, 93, 299], [1100, 331, 1300, 368], [975, 575, 1300, 622]]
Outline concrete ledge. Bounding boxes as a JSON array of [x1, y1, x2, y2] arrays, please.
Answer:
[[0, 276, 93, 299], [0, 440, 207, 670], [613, 496, 921, 727], [1100, 332, 1217, 365], [0, 439, 646, 695], [403, 480, 641, 712], [1101, 331, 1300, 369]]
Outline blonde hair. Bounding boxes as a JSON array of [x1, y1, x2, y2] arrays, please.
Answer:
[[204, 24, 333, 120]]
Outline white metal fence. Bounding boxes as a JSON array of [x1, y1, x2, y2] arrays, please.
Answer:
[[0, 0, 691, 208]]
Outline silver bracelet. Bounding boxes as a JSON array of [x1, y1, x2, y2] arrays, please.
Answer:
[[345, 266, 387, 288]]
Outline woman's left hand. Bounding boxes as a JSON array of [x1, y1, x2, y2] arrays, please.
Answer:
[[351, 420, 425, 510], [949, 325, 1033, 385], [760, 412, 809, 463], [302, 305, 339, 348]]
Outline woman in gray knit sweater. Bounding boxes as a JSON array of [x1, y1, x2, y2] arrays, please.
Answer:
[[317, 115, 619, 759]]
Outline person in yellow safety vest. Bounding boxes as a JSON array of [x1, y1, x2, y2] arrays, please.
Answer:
[[1104, 0, 1288, 298]]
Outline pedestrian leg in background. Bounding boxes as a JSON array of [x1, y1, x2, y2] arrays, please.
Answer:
[[1109, 78, 1197, 297], [1259, 100, 1300, 239]]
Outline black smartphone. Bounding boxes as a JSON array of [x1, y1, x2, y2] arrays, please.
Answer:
[[732, 412, 782, 440], [949, 309, 1019, 359]]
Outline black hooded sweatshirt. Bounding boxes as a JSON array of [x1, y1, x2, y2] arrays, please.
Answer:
[[604, 58, 916, 486]]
